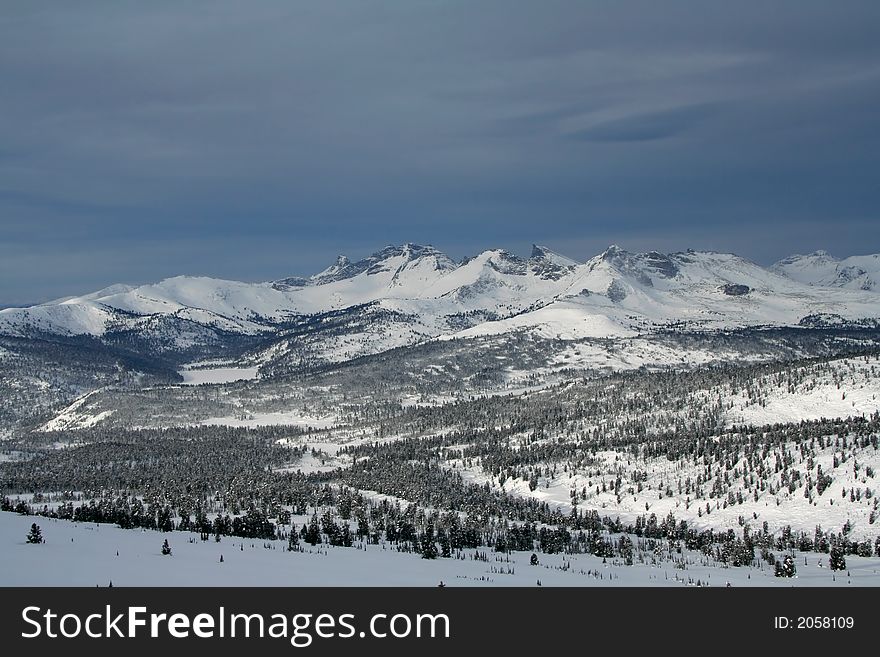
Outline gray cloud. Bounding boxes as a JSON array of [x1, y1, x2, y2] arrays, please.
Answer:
[[568, 102, 722, 142], [1, 1, 879, 304]]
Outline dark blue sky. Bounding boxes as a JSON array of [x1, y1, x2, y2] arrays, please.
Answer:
[[2, 1, 879, 306]]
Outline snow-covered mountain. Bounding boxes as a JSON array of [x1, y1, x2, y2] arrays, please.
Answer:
[[445, 246, 880, 343], [274, 243, 458, 289], [1, 243, 879, 367], [772, 251, 880, 291]]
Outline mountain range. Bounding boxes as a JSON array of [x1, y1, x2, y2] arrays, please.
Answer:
[[2, 243, 879, 369]]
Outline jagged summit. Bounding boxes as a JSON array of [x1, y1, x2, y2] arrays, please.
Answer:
[[530, 244, 548, 259], [275, 243, 456, 288], [371, 242, 444, 260], [332, 255, 351, 268], [602, 244, 626, 258], [528, 244, 579, 280], [530, 244, 580, 265]]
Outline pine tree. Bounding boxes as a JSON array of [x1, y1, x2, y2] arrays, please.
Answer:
[[618, 535, 634, 566], [774, 553, 796, 578], [304, 516, 321, 546], [829, 544, 846, 571], [26, 523, 43, 544], [161, 539, 172, 556], [421, 526, 438, 559], [341, 524, 353, 548], [438, 529, 451, 558], [157, 505, 174, 532]]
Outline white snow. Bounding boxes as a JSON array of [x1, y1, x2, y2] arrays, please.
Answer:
[[3, 512, 877, 587], [40, 391, 113, 432], [179, 365, 260, 385], [722, 357, 880, 426], [773, 251, 880, 291], [445, 301, 635, 341]]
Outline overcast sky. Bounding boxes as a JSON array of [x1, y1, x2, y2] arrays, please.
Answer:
[[2, 1, 879, 305]]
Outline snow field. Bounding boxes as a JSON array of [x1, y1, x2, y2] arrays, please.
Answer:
[[4, 512, 878, 587]]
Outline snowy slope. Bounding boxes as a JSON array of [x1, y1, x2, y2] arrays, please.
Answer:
[[773, 251, 880, 291], [4, 512, 879, 587], [562, 246, 880, 327], [448, 246, 880, 341]]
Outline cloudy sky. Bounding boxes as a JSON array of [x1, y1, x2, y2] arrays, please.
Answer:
[[2, 1, 879, 305]]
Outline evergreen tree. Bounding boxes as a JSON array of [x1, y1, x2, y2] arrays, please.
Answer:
[[618, 535, 634, 566], [438, 529, 451, 558], [157, 505, 174, 532], [304, 516, 321, 546], [829, 544, 846, 571], [26, 523, 43, 544], [341, 524, 353, 548], [421, 525, 438, 559], [774, 553, 796, 577]]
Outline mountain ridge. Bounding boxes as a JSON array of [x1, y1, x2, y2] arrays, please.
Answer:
[[1, 243, 878, 368], [772, 251, 880, 291]]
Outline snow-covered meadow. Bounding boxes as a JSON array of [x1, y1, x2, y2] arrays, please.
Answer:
[[3, 512, 878, 587], [178, 364, 260, 386]]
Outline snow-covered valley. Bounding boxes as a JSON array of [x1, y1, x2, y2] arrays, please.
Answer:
[[3, 243, 880, 586]]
